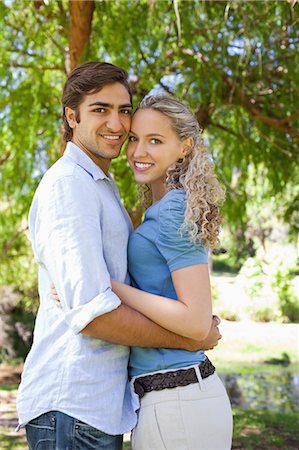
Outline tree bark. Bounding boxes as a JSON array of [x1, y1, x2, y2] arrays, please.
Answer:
[[66, 0, 95, 75]]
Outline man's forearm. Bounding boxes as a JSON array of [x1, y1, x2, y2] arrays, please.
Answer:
[[82, 304, 221, 351]]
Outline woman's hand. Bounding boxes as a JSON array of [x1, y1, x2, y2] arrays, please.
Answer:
[[51, 282, 62, 308], [184, 315, 222, 352]]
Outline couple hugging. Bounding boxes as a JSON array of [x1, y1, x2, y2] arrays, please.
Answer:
[[17, 61, 232, 450]]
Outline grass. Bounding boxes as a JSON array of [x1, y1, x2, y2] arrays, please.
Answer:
[[209, 319, 298, 370], [232, 408, 299, 450], [0, 428, 27, 450]]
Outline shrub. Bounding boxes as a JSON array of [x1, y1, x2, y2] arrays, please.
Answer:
[[272, 267, 299, 323]]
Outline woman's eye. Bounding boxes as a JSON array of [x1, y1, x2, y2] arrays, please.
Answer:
[[128, 136, 137, 142], [150, 138, 161, 144]]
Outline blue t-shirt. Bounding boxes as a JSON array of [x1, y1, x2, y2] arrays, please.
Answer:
[[128, 189, 209, 377]]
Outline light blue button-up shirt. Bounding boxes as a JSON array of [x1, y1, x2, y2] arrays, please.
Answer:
[[16, 142, 138, 435]]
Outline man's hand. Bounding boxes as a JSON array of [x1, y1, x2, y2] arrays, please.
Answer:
[[183, 315, 222, 352]]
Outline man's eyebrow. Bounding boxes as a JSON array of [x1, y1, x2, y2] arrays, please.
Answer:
[[88, 102, 132, 108]]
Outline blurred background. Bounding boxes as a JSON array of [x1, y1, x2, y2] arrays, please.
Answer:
[[0, 0, 298, 448]]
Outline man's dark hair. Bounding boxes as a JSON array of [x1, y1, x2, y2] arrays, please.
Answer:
[[62, 61, 132, 142]]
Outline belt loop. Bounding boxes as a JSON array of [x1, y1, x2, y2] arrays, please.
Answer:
[[194, 365, 206, 391]]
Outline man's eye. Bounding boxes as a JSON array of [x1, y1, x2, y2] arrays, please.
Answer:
[[128, 136, 137, 142], [94, 108, 106, 113], [121, 109, 132, 115]]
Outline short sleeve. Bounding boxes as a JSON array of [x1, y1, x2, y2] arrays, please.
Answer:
[[155, 191, 208, 272]]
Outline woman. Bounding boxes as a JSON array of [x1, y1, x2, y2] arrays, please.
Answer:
[[111, 95, 233, 449]]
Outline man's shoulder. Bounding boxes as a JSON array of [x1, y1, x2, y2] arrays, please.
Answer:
[[43, 154, 76, 181], [40, 154, 91, 188]]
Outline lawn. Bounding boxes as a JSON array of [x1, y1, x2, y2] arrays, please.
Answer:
[[208, 319, 298, 370]]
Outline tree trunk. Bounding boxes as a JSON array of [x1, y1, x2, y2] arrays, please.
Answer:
[[66, 0, 95, 75]]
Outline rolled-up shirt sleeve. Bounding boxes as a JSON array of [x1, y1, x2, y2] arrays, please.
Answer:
[[34, 173, 121, 334]]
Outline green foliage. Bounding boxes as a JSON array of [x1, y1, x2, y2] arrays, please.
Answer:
[[0, 0, 298, 311], [236, 247, 298, 323], [238, 257, 282, 322], [212, 254, 240, 274], [273, 265, 299, 322]]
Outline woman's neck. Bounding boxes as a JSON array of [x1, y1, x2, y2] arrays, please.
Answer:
[[150, 181, 167, 204]]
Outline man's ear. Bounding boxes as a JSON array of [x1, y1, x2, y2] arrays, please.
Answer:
[[182, 137, 193, 156], [65, 107, 77, 129]]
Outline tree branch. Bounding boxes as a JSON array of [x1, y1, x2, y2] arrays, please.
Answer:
[[1, 226, 29, 257], [0, 62, 65, 71], [133, 36, 174, 95], [209, 121, 241, 139], [0, 152, 11, 167], [173, 0, 181, 44], [158, 80, 173, 95], [255, 127, 296, 159], [222, 75, 299, 138], [66, 0, 95, 74]]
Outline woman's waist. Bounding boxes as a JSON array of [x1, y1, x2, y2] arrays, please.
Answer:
[[129, 347, 206, 378]]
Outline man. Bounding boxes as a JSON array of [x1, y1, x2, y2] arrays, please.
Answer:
[[17, 61, 221, 450]]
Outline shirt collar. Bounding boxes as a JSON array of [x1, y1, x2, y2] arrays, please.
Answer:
[[64, 142, 110, 181]]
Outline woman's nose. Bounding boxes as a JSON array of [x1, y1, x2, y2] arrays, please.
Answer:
[[133, 142, 147, 158]]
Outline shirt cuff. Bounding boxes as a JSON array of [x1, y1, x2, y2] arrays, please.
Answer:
[[63, 289, 121, 334]]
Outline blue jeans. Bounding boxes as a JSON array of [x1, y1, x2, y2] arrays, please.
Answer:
[[25, 411, 123, 450]]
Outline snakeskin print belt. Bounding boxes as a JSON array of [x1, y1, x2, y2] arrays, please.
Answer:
[[133, 357, 216, 398]]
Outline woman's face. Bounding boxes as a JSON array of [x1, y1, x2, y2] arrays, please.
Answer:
[[126, 109, 186, 187]]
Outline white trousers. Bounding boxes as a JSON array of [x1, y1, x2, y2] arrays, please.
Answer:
[[131, 372, 233, 450]]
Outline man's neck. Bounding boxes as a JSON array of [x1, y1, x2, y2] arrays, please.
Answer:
[[73, 143, 110, 174]]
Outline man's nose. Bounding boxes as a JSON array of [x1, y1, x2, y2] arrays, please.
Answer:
[[106, 112, 122, 131]]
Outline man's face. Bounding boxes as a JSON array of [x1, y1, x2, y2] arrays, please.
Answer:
[[66, 82, 132, 172]]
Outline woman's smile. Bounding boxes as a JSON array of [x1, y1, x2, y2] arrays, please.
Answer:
[[133, 161, 154, 171]]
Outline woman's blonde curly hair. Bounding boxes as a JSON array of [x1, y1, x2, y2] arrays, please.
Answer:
[[136, 95, 225, 248]]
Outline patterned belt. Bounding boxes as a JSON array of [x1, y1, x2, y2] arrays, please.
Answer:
[[133, 357, 215, 398]]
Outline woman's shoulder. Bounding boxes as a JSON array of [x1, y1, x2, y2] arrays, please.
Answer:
[[158, 189, 186, 215], [156, 189, 209, 265], [157, 189, 186, 233]]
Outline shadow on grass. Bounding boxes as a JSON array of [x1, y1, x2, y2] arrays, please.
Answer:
[[233, 408, 299, 449]]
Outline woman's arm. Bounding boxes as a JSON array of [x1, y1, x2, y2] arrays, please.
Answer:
[[111, 263, 212, 341]]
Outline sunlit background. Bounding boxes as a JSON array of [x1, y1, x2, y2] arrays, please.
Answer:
[[0, 1, 298, 448]]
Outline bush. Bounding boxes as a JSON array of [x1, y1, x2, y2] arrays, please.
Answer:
[[238, 258, 280, 322], [273, 267, 299, 323]]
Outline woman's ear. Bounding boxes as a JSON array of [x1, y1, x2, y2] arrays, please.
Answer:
[[182, 137, 193, 156]]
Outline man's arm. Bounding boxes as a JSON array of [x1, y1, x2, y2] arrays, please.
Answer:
[[82, 306, 221, 351], [110, 264, 213, 341], [45, 175, 220, 350]]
